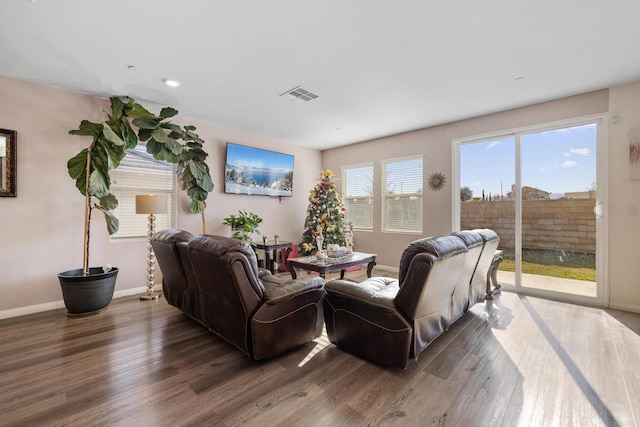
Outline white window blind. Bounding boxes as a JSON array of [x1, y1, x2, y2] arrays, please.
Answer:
[[381, 155, 423, 233], [342, 163, 373, 230], [110, 145, 176, 240]]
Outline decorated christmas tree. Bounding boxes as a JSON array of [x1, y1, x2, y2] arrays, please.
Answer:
[[300, 170, 347, 255]]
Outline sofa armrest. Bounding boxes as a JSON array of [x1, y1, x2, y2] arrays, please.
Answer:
[[258, 268, 272, 279], [261, 275, 325, 302], [325, 277, 399, 311]]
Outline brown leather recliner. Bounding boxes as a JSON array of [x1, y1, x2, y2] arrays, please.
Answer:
[[324, 231, 500, 369], [185, 234, 326, 360], [151, 229, 202, 324]]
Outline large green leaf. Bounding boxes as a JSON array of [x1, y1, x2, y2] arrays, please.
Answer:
[[125, 101, 153, 119], [196, 173, 214, 193], [88, 169, 109, 198], [68, 149, 88, 180], [184, 130, 201, 141], [90, 143, 111, 180], [162, 123, 182, 133], [110, 96, 125, 119], [102, 138, 126, 169], [165, 137, 183, 155], [95, 205, 120, 235], [132, 117, 160, 129], [151, 127, 168, 143], [188, 159, 208, 179], [186, 141, 203, 149], [99, 193, 118, 211], [177, 163, 193, 181], [120, 119, 138, 149], [188, 148, 208, 162], [69, 120, 102, 137], [159, 107, 178, 119], [68, 149, 89, 195], [138, 128, 152, 142], [102, 123, 125, 146], [153, 147, 180, 163], [187, 185, 208, 201], [145, 138, 162, 155], [189, 200, 205, 214]]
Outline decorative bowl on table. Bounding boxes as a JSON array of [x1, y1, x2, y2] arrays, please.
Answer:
[[326, 246, 347, 258]]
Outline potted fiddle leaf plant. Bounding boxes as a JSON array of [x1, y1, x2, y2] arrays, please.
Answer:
[[58, 97, 137, 316], [59, 96, 213, 315]]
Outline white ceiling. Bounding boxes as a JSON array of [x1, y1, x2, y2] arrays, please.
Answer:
[[2, 1, 640, 150]]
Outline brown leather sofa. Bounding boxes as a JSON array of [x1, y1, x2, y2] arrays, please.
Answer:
[[323, 229, 499, 368], [152, 230, 326, 360]]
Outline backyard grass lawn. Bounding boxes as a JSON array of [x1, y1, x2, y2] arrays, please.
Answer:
[[500, 259, 596, 282]]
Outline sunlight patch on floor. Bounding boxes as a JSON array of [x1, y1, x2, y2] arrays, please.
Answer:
[[298, 334, 331, 367]]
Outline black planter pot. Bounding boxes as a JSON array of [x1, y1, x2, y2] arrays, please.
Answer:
[[58, 267, 118, 316]]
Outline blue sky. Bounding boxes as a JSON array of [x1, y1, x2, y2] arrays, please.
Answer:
[[460, 123, 597, 198], [226, 142, 294, 171]]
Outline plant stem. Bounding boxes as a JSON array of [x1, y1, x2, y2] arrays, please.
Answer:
[[82, 150, 91, 275]]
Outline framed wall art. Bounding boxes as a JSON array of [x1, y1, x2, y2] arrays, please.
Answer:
[[630, 128, 640, 180], [0, 128, 17, 197]]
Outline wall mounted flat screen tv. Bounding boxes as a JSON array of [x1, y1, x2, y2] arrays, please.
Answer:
[[225, 142, 294, 197]]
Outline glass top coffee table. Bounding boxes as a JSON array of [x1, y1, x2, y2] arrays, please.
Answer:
[[286, 252, 377, 280]]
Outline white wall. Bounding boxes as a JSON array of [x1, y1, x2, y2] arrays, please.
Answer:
[[0, 76, 321, 315], [607, 82, 640, 312]]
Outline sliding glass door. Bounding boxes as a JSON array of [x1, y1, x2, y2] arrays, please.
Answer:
[[455, 116, 607, 305]]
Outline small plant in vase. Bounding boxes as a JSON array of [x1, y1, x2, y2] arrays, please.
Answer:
[[222, 210, 263, 244]]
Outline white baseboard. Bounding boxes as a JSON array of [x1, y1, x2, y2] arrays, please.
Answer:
[[0, 286, 150, 320], [608, 302, 640, 314]]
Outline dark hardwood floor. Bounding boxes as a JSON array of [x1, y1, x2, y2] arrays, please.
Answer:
[[1, 268, 639, 426]]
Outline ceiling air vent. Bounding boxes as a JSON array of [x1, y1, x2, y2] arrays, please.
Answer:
[[279, 86, 319, 103]]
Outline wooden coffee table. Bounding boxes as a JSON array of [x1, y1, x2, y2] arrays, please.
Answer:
[[287, 252, 377, 280]]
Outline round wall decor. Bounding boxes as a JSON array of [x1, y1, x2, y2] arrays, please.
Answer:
[[428, 172, 446, 191]]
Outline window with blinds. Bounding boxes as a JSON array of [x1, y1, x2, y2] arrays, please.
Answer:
[[381, 155, 423, 233], [110, 145, 176, 240], [342, 163, 373, 230]]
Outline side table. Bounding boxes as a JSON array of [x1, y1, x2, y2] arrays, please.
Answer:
[[254, 241, 293, 274]]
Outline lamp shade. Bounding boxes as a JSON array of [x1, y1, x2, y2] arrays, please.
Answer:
[[136, 195, 168, 215]]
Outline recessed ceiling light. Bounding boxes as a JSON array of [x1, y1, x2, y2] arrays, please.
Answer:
[[163, 78, 181, 87]]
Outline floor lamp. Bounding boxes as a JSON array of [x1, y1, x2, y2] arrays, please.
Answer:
[[136, 194, 167, 300]]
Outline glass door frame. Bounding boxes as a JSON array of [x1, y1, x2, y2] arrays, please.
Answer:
[[452, 114, 609, 307]]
